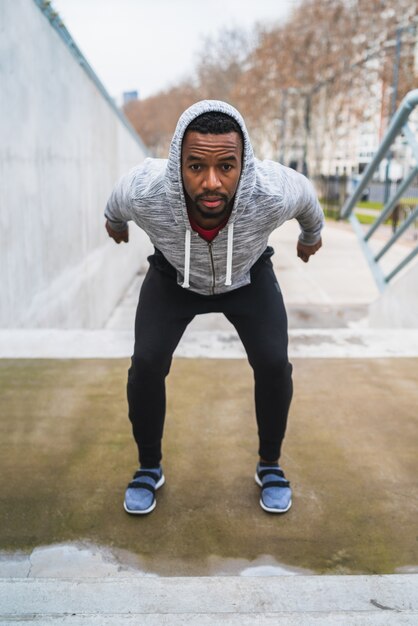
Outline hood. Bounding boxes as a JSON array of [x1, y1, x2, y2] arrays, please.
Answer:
[[164, 100, 256, 227]]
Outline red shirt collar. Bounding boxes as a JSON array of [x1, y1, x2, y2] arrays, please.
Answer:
[[187, 210, 229, 242]]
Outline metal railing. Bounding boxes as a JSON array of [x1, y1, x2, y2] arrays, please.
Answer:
[[340, 89, 418, 292]]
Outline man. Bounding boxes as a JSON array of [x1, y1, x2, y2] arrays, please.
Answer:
[[105, 100, 323, 515]]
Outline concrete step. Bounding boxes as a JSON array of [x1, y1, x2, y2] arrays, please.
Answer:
[[3, 612, 418, 625], [1, 575, 417, 624], [1, 328, 418, 359]]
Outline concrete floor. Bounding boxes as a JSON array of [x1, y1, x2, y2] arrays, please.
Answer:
[[2, 221, 418, 623], [1, 220, 417, 584], [1, 356, 417, 577]]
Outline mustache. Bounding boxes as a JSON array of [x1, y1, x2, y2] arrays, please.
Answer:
[[195, 192, 228, 202]]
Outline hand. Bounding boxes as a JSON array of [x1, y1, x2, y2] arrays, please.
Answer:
[[105, 220, 129, 244], [297, 238, 322, 263]]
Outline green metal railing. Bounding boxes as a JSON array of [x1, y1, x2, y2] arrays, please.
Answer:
[[340, 89, 418, 292]]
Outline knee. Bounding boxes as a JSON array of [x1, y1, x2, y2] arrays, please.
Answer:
[[251, 350, 292, 379], [128, 351, 171, 382]]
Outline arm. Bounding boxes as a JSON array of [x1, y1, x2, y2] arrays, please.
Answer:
[[283, 169, 324, 263], [104, 167, 137, 244]]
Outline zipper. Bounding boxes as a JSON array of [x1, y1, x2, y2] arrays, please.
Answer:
[[208, 242, 216, 295]]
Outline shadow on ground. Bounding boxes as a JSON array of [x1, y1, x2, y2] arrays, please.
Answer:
[[1, 358, 417, 576]]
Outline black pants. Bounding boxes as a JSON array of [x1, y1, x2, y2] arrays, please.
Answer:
[[127, 248, 293, 468]]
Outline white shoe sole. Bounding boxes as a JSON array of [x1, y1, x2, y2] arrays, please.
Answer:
[[255, 472, 292, 514], [124, 474, 165, 515]]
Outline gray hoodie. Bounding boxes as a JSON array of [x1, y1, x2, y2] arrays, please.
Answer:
[[105, 99, 324, 295]]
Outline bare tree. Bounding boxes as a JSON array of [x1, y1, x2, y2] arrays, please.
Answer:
[[123, 81, 199, 156], [193, 27, 252, 103], [123, 0, 418, 173]]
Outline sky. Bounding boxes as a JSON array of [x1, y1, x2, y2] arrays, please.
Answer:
[[53, 0, 297, 102]]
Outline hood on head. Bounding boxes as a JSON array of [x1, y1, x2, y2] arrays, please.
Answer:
[[164, 100, 256, 226]]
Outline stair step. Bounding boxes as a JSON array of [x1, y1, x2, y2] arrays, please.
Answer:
[[1, 575, 417, 623], [3, 610, 418, 625], [1, 328, 418, 359]]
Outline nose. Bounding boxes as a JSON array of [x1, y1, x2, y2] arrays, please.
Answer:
[[203, 167, 221, 191]]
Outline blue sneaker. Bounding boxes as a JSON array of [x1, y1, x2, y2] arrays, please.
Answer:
[[255, 463, 292, 513], [124, 467, 165, 515]]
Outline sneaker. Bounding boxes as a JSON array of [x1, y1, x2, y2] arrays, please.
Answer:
[[123, 467, 165, 515], [255, 463, 292, 513]]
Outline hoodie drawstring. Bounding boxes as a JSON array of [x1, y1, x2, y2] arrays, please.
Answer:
[[225, 222, 234, 286], [182, 228, 191, 288]]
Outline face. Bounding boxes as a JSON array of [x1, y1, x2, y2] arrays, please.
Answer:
[[181, 130, 243, 228]]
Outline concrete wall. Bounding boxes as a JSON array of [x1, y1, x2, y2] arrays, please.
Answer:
[[0, 0, 152, 328], [369, 260, 418, 328]]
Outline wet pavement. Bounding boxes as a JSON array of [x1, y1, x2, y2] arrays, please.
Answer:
[[1, 220, 417, 584], [1, 356, 417, 577]]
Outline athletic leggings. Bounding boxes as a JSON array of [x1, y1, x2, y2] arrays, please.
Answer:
[[127, 247, 293, 467]]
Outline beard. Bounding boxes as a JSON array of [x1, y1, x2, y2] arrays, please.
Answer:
[[192, 192, 231, 220]]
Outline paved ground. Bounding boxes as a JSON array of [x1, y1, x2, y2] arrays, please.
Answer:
[[1, 355, 417, 578], [1, 220, 417, 622]]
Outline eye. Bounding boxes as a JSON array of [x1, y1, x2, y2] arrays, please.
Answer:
[[221, 163, 233, 172], [190, 164, 201, 172]]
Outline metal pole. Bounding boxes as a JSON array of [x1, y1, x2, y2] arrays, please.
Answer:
[[303, 93, 311, 177], [279, 89, 288, 164], [384, 27, 403, 203]]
